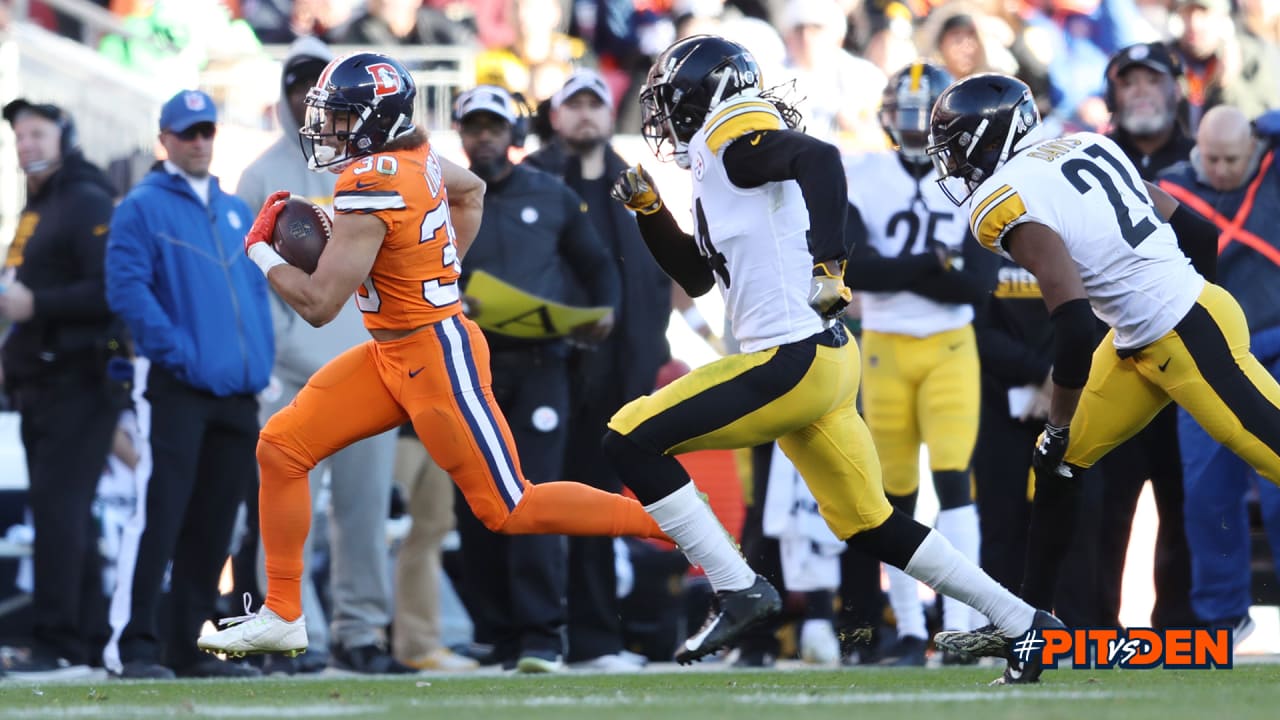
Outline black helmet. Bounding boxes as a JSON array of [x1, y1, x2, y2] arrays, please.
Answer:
[[880, 61, 954, 166], [300, 52, 417, 171], [640, 35, 763, 168], [926, 73, 1039, 205]]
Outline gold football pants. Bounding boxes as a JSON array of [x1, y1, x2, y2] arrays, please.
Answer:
[[861, 325, 981, 496], [1066, 283, 1280, 485], [609, 329, 892, 538]]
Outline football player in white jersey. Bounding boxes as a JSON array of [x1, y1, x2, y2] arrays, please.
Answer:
[[605, 35, 1061, 676], [927, 73, 1280, 681], [845, 61, 997, 664]]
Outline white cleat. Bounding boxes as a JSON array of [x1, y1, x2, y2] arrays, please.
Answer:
[[197, 595, 308, 659]]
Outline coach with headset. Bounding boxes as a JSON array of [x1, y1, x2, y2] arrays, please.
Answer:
[[1, 99, 122, 675], [451, 84, 620, 672]]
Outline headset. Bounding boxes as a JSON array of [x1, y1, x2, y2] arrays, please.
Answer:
[[4, 100, 79, 172], [452, 86, 535, 148], [1103, 43, 1184, 113]]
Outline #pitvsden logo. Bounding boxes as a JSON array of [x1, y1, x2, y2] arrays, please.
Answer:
[[1012, 627, 1233, 669]]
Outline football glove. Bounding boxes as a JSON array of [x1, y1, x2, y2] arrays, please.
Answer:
[[928, 239, 964, 271], [611, 164, 663, 215], [1032, 422, 1071, 477], [245, 190, 291, 255], [809, 260, 853, 320]]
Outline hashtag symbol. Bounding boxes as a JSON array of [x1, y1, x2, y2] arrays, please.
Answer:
[[1012, 630, 1045, 663]]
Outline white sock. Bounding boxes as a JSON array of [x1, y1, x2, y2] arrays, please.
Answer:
[[644, 482, 755, 592], [936, 505, 981, 631], [904, 530, 1034, 637], [886, 565, 927, 640]]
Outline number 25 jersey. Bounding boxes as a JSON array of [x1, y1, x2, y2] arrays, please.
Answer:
[[967, 131, 1204, 351], [333, 143, 462, 332]]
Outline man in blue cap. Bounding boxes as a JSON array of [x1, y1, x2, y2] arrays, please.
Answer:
[[102, 89, 274, 679]]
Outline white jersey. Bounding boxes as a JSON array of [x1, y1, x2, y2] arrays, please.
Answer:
[[686, 96, 825, 353], [845, 152, 974, 337], [968, 132, 1204, 351]]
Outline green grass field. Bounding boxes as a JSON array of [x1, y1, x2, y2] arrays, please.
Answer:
[[3, 664, 1280, 720]]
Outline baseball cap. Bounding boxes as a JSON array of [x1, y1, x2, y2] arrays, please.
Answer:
[[3, 98, 66, 126], [160, 90, 217, 133], [454, 85, 518, 124], [1107, 42, 1182, 80], [551, 69, 613, 109]]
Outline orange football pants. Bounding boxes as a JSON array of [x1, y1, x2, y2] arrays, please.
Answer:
[[257, 313, 666, 621]]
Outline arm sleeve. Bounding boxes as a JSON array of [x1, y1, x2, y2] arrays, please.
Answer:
[[104, 199, 191, 369], [634, 203, 715, 297], [844, 201, 945, 290], [31, 187, 114, 321], [558, 187, 621, 310], [905, 233, 1000, 305], [1167, 202, 1219, 282], [722, 129, 847, 264]]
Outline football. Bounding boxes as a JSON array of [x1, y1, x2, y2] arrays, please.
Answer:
[[271, 197, 332, 274]]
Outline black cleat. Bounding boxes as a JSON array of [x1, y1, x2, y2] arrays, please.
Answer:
[[878, 635, 927, 666], [994, 610, 1066, 685], [933, 610, 1066, 683], [675, 575, 781, 665]]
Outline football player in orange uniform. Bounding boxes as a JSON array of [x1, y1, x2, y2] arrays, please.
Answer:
[[198, 53, 666, 658]]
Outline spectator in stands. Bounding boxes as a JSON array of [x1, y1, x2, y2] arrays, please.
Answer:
[[524, 69, 672, 671], [452, 84, 619, 673], [241, 0, 359, 43], [1171, 0, 1280, 129], [0, 100, 120, 678], [1240, 0, 1280, 46], [338, 0, 477, 48], [1158, 106, 1280, 644], [104, 90, 272, 679], [236, 38, 411, 676], [1084, 41, 1203, 631], [390, 422, 479, 671], [510, 0, 591, 101], [780, 0, 885, 147]]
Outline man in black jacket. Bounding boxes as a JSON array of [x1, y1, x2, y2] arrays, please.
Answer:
[[525, 70, 672, 670], [0, 100, 121, 677], [452, 84, 621, 673]]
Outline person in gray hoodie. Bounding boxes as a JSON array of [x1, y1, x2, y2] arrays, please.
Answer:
[[235, 37, 410, 675]]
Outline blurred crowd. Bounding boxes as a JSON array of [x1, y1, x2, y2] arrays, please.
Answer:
[[1, 0, 1279, 682]]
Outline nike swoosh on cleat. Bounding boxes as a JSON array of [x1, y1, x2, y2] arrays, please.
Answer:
[[684, 617, 720, 651]]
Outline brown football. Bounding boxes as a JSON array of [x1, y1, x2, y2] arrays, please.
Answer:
[[271, 197, 332, 274]]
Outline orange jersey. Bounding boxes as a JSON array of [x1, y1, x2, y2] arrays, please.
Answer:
[[333, 143, 462, 331]]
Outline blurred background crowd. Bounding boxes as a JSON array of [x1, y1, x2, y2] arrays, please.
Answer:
[[0, 0, 1277, 681]]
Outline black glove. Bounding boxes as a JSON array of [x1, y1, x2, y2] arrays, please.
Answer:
[[1032, 422, 1071, 477]]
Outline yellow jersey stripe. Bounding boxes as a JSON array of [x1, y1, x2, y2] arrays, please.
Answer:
[[969, 184, 1013, 230], [975, 192, 1028, 252], [706, 110, 784, 154], [908, 62, 924, 91], [705, 99, 777, 131]]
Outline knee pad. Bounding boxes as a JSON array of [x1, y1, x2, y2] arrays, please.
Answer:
[[601, 429, 687, 505], [933, 470, 973, 510]]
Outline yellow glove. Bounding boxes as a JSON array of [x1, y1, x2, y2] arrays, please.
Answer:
[[809, 260, 853, 320], [610, 164, 663, 215]]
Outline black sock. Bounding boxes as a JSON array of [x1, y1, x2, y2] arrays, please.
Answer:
[[1020, 465, 1083, 609]]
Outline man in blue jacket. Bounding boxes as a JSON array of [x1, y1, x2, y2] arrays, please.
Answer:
[[1158, 106, 1280, 643], [103, 90, 274, 679]]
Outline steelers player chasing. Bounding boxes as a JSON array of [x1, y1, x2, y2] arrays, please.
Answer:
[[606, 35, 1060, 676], [926, 73, 1280, 679], [845, 61, 994, 663]]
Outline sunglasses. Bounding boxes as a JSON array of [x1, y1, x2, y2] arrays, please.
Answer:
[[173, 123, 216, 141]]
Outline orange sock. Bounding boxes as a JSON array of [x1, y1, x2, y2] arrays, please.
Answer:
[[499, 482, 669, 541], [257, 440, 312, 621]]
